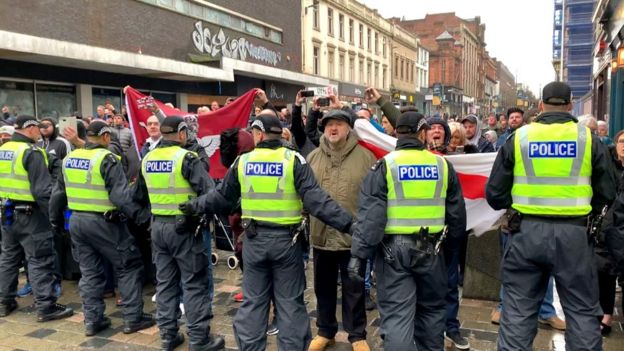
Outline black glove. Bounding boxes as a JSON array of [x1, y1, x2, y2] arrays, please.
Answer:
[[347, 256, 366, 285], [179, 200, 198, 216]]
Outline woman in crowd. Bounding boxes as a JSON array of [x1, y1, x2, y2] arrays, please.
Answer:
[[447, 122, 479, 154]]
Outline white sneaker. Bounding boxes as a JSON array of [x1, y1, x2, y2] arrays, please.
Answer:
[[179, 303, 185, 315], [151, 293, 156, 302]]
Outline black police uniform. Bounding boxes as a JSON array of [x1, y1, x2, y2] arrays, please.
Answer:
[[486, 111, 616, 350], [350, 136, 466, 351], [0, 131, 73, 321], [134, 137, 223, 350], [49, 140, 153, 335], [186, 138, 353, 351]]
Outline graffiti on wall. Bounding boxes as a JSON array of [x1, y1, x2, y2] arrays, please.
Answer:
[[192, 21, 282, 66]]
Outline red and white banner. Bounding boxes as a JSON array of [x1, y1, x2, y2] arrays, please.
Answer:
[[354, 120, 503, 236], [125, 87, 257, 179]]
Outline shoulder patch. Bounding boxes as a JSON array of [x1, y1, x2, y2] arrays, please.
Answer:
[[294, 152, 307, 165], [371, 159, 384, 171], [105, 153, 118, 164], [184, 152, 197, 161]]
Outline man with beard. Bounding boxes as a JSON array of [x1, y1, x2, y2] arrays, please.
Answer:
[[461, 115, 495, 153]]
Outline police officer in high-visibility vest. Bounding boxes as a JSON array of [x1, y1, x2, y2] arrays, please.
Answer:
[[135, 116, 225, 351], [0, 115, 73, 322], [486, 82, 616, 350], [48, 120, 154, 336], [180, 114, 354, 351], [348, 112, 466, 351]]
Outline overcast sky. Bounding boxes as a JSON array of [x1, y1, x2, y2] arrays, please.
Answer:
[[359, 0, 555, 96]]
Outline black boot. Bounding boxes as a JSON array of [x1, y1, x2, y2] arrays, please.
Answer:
[[189, 334, 225, 351], [123, 313, 155, 334], [85, 316, 111, 336], [37, 303, 73, 322], [161, 332, 184, 351], [0, 301, 17, 317]]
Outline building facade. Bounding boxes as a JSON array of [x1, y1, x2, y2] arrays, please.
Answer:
[[0, 0, 328, 118], [495, 59, 517, 112], [390, 25, 420, 107], [396, 13, 486, 116], [301, 0, 394, 104]]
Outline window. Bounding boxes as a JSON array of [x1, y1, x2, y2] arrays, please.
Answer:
[[349, 57, 355, 82], [328, 50, 335, 78], [0, 80, 35, 116], [313, 46, 320, 75], [441, 59, 446, 83], [382, 37, 386, 57], [382, 67, 387, 90], [359, 24, 364, 47], [339, 53, 345, 81], [374, 32, 378, 54], [400, 59, 404, 80], [359, 59, 364, 83], [92, 87, 121, 117], [313, 4, 319, 29], [367, 28, 371, 51], [349, 19, 354, 43], [367, 61, 372, 85], [374, 64, 379, 88], [328, 8, 334, 36], [37, 84, 76, 119], [339, 14, 344, 40], [394, 56, 399, 78]]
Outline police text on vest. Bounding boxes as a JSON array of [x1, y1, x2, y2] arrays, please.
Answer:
[[65, 158, 91, 170], [0, 151, 15, 161], [528, 142, 577, 158], [145, 160, 174, 173], [398, 165, 439, 181], [245, 162, 283, 176]]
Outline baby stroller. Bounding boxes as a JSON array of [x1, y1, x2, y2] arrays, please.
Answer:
[[210, 213, 239, 270]]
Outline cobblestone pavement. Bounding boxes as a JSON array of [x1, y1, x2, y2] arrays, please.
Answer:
[[0, 249, 622, 351]]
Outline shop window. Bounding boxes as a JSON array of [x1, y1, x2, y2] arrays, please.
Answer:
[[36, 84, 76, 119], [92, 87, 122, 117], [0, 80, 35, 116]]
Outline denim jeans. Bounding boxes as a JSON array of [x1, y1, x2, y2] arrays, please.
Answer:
[[364, 257, 375, 291], [497, 230, 557, 319]]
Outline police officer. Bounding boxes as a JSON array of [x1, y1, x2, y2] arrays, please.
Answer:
[[486, 81, 616, 350], [135, 116, 224, 351], [348, 112, 466, 350], [180, 113, 354, 351], [0, 115, 73, 321], [48, 120, 154, 336]]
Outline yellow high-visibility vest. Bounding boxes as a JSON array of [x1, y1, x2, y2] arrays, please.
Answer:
[[384, 149, 448, 234], [0, 141, 48, 202], [63, 148, 118, 212]]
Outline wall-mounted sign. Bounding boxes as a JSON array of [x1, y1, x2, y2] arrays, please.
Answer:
[[307, 85, 338, 96], [192, 21, 282, 66]]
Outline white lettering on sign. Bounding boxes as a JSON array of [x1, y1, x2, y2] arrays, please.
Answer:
[[192, 21, 282, 66], [398, 165, 439, 181], [528, 142, 577, 158], [245, 162, 283, 176], [0, 150, 15, 161], [145, 160, 174, 173], [65, 158, 91, 171]]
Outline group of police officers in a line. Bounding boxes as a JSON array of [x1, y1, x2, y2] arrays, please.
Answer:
[[0, 81, 619, 351]]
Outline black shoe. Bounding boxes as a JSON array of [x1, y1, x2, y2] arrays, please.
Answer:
[[0, 301, 18, 317], [37, 303, 74, 322], [161, 332, 184, 351], [85, 317, 111, 336], [189, 334, 225, 351], [445, 331, 470, 350], [123, 313, 155, 334], [365, 290, 376, 311]]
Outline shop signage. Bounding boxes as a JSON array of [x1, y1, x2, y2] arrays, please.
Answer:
[[192, 21, 282, 66]]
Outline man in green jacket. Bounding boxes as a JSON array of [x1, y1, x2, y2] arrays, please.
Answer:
[[306, 98, 377, 351]]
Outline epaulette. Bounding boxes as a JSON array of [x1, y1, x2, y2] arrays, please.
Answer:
[[371, 158, 384, 170], [105, 153, 119, 164], [294, 151, 307, 165]]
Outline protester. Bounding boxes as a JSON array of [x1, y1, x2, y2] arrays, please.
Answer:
[[111, 114, 133, 154], [484, 130, 498, 145], [482, 112, 500, 134], [37, 117, 72, 160], [425, 116, 451, 154], [447, 122, 470, 154], [381, 115, 395, 136], [211, 101, 220, 111], [0, 125, 14, 145], [598, 120, 614, 146], [140, 115, 162, 157], [461, 115, 495, 153]]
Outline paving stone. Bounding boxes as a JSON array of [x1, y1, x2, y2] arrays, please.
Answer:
[[24, 328, 57, 339], [78, 337, 111, 349]]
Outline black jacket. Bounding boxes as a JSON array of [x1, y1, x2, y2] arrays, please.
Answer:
[[133, 139, 215, 209], [350, 138, 467, 259], [189, 139, 353, 232], [9, 133, 60, 217], [486, 112, 616, 215], [291, 105, 317, 157], [49, 143, 151, 229]]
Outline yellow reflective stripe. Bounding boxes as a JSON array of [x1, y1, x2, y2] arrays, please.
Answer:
[[386, 218, 445, 227], [241, 192, 300, 200], [66, 197, 113, 206], [244, 209, 302, 218], [65, 182, 109, 190], [148, 188, 196, 195], [151, 203, 182, 210], [0, 187, 32, 195], [513, 176, 590, 186], [512, 195, 592, 207], [387, 198, 445, 206], [0, 174, 28, 181]]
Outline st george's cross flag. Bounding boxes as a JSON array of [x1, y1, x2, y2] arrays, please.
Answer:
[[354, 119, 503, 235], [125, 87, 257, 179]]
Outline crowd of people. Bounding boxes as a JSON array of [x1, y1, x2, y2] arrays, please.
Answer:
[[0, 80, 623, 351]]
